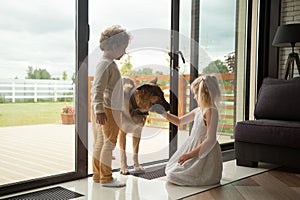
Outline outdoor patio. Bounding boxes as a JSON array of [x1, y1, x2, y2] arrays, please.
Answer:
[[0, 123, 233, 186]]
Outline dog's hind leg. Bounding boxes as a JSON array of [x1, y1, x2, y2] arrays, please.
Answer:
[[132, 130, 145, 173], [119, 130, 129, 175]]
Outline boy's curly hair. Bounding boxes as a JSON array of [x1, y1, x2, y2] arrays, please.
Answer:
[[99, 25, 131, 51]]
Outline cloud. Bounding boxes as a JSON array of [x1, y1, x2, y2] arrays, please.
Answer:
[[0, 0, 74, 34], [199, 0, 236, 59], [0, 0, 75, 79], [88, 0, 171, 51], [0, 0, 235, 79]]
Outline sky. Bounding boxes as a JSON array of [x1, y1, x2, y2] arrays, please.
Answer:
[[0, 0, 236, 80]]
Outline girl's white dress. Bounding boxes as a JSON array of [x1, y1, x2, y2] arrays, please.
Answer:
[[165, 107, 223, 186]]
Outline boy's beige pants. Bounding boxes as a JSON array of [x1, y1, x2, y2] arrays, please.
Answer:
[[92, 107, 120, 183]]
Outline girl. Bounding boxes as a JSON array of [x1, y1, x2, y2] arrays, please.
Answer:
[[162, 75, 223, 186], [92, 25, 130, 187]]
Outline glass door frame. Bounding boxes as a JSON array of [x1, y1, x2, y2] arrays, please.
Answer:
[[0, 0, 89, 196], [169, 0, 180, 157]]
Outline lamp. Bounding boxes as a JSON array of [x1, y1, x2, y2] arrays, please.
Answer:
[[272, 23, 300, 79]]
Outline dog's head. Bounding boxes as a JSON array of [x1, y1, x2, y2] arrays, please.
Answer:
[[134, 77, 170, 114]]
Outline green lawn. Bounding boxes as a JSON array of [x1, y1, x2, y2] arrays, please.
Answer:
[[0, 102, 234, 134], [0, 102, 74, 127]]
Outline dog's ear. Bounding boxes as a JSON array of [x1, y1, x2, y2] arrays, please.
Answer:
[[149, 77, 158, 85], [136, 84, 150, 91]]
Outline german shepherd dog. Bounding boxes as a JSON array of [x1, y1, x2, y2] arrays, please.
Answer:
[[119, 77, 170, 175]]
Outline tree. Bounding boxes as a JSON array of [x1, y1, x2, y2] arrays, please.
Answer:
[[26, 66, 51, 79], [132, 68, 153, 75], [224, 52, 235, 73], [202, 60, 229, 74], [40, 69, 51, 79], [120, 54, 133, 76], [71, 73, 76, 84], [62, 71, 67, 81], [26, 66, 34, 79], [119, 53, 165, 78]]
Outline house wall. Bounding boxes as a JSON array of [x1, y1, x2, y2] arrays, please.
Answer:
[[279, 0, 300, 78]]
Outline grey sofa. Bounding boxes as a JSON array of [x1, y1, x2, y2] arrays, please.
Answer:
[[234, 77, 300, 170]]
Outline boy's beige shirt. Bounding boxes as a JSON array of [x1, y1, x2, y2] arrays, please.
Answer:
[[92, 57, 124, 114]]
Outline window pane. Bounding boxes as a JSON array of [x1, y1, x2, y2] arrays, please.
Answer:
[[199, 0, 237, 144], [0, 0, 76, 185], [89, 0, 171, 173], [179, 0, 246, 147]]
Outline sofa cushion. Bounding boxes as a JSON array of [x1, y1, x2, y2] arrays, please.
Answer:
[[234, 119, 300, 149], [254, 77, 300, 121]]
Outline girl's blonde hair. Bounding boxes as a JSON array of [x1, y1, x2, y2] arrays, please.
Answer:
[[191, 75, 221, 108], [99, 25, 131, 51]]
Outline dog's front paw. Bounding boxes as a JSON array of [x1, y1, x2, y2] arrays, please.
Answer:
[[134, 165, 145, 173], [120, 168, 130, 175]]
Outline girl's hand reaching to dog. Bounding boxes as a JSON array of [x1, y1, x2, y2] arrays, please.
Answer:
[[96, 113, 107, 125]]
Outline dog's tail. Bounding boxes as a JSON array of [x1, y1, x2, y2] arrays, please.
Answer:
[[122, 76, 135, 87], [122, 77, 135, 95]]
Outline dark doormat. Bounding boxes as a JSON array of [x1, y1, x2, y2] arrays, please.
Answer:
[[2, 186, 84, 200], [130, 165, 166, 180]]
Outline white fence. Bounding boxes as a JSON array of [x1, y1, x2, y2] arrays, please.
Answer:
[[0, 79, 75, 102]]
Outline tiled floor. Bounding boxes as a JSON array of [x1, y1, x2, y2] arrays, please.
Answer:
[[1, 160, 277, 200]]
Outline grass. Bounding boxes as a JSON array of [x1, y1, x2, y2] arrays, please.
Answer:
[[0, 102, 74, 127], [0, 102, 234, 135]]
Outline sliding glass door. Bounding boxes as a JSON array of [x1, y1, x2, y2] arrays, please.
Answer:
[[88, 0, 172, 172], [0, 0, 88, 195], [174, 0, 248, 152], [87, 0, 248, 171], [0, 0, 249, 195]]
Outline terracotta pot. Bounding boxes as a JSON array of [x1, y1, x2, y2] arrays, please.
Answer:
[[61, 113, 75, 124]]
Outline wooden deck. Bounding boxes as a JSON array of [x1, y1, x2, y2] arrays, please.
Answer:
[[0, 124, 233, 186], [0, 124, 75, 185]]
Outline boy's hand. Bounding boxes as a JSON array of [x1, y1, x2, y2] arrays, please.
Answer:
[[96, 113, 107, 125], [178, 153, 192, 165]]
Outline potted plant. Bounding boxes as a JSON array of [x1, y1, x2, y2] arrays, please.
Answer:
[[61, 105, 75, 124]]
